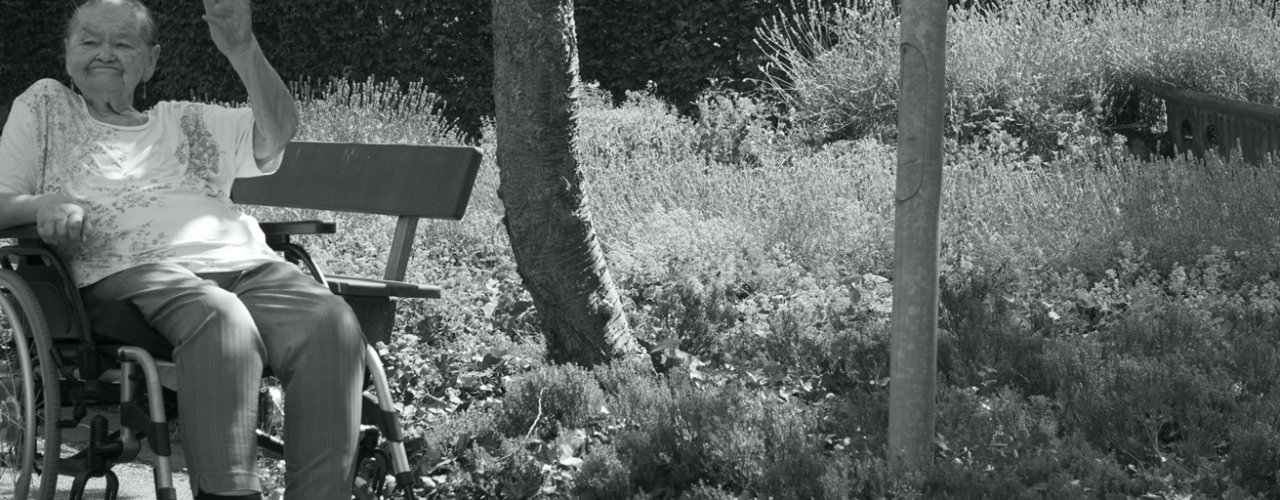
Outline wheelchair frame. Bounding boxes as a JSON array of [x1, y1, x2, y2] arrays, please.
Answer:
[[0, 141, 483, 500], [0, 224, 416, 500]]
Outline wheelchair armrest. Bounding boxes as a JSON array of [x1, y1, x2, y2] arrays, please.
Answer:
[[259, 220, 337, 236], [2, 222, 337, 240], [0, 224, 41, 241]]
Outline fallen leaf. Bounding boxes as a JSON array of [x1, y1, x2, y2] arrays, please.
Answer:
[[558, 456, 584, 467]]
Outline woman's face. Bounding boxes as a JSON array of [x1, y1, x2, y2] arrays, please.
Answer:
[[64, 2, 159, 99]]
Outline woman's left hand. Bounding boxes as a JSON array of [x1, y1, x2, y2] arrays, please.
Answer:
[[203, 0, 256, 57]]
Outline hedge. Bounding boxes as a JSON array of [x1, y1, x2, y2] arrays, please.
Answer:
[[1, 0, 915, 138]]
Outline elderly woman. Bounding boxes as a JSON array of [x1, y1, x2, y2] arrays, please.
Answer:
[[0, 1, 363, 499]]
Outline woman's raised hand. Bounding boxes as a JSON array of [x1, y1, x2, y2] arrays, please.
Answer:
[[200, 0, 297, 161], [202, 0, 257, 57]]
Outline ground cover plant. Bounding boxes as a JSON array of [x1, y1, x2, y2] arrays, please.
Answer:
[[243, 0, 1280, 498]]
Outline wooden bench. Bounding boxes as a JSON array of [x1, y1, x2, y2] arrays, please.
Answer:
[[1149, 84, 1280, 164], [235, 141, 482, 344], [0, 140, 483, 346]]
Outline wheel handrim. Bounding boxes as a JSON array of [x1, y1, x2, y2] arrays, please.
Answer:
[[0, 305, 39, 499]]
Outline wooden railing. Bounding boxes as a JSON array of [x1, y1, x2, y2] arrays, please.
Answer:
[[1150, 85, 1280, 164]]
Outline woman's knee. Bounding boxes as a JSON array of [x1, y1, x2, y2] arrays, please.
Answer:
[[235, 263, 365, 358], [266, 294, 364, 386], [309, 294, 365, 353]]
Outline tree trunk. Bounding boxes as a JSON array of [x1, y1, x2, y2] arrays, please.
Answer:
[[888, 0, 947, 478], [491, 0, 639, 366]]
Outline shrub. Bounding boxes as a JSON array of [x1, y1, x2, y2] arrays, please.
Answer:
[[498, 363, 609, 440], [756, 1, 899, 143], [611, 376, 771, 492], [924, 436, 1136, 500], [938, 268, 1056, 395], [929, 387, 1143, 498], [580, 88, 897, 274], [1110, 157, 1280, 269], [574, 445, 635, 500], [755, 430, 843, 500], [1226, 421, 1280, 498], [690, 85, 797, 168], [293, 77, 466, 146], [1056, 353, 1237, 466]]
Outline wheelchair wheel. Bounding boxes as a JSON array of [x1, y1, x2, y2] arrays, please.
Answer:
[[0, 269, 61, 500], [352, 426, 393, 500]]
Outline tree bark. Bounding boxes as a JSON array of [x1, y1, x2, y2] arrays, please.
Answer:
[[491, 0, 639, 366]]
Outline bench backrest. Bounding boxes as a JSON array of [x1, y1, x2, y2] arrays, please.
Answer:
[[233, 141, 483, 281], [232, 141, 482, 220]]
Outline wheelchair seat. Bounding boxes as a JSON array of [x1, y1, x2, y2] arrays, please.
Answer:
[[87, 297, 175, 360]]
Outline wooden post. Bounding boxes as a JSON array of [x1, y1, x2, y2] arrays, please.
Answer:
[[888, 0, 947, 477], [383, 216, 419, 282]]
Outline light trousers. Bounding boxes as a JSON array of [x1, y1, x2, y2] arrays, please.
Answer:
[[80, 261, 364, 500]]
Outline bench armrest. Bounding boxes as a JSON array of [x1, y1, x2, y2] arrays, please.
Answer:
[[327, 275, 442, 299], [259, 220, 337, 236]]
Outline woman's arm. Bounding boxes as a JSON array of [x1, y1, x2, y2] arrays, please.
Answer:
[[0, 88, 90, 245], [0, 193, 89, 246], [202, 0, 298, 165]]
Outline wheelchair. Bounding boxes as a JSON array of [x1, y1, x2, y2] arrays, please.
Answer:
[[0, 225, 418, 500]]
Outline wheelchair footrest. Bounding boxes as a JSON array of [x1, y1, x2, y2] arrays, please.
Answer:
[[56, 455, 94, 477], [256, 429, 285, 460]]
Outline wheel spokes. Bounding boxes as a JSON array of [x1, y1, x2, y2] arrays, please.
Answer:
[[0, 297, 47, 499]]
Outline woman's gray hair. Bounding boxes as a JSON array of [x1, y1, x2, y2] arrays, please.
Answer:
[[66, 0, 158, 46]]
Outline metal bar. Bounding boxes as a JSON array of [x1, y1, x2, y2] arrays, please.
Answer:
[[119, 362, 140, 453], [364, 346, 410, 474], [116, 347, 173, 494]]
